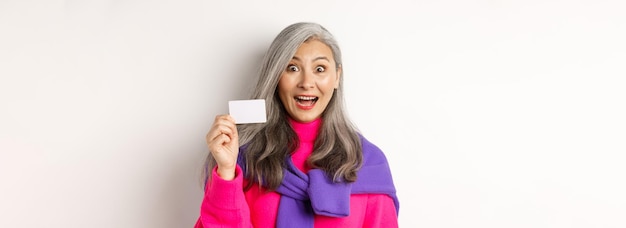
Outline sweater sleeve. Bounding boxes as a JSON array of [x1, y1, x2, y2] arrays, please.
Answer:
[[194, 165, 252, 228], [363, 194, 399, 228]]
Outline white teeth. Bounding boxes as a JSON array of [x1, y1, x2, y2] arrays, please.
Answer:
[[296, 96, 317, 100]]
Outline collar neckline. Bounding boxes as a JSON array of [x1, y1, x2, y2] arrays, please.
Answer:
[[288, 118, 321, 143]]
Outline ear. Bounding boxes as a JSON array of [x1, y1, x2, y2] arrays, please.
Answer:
[[335, 64, 342, 89]]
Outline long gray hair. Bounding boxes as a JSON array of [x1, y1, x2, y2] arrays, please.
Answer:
[[204, 22, 363, 190]]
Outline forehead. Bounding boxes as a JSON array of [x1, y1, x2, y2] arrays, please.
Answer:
[[292, 39, 334, 60]]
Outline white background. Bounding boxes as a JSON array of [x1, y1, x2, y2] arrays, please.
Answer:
[[1, 0, 625, 227]]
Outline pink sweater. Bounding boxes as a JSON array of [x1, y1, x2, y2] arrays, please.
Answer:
[[194, 119, 398, 227]]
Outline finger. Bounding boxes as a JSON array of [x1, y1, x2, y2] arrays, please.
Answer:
[[223, 114, 237, 124], [214, 114, 229, 122], [215, 114, 237, 125], [208, 134, 231, 152], [208, 114, 239, 148], [208, 133, 232, 149], [221, 115, 239, 140], [209, 125, 230, 138], [208, 120, 235, 139], [210, 122, 238, 141], [215, 120, 238, 141]]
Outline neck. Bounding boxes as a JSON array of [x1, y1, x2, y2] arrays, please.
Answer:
[[288, 118, 321, 143]]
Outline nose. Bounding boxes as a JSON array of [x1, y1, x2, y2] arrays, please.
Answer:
[[297, 69, 315, 89]]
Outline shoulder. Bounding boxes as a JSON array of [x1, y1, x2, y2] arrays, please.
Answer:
[[358, 134, 389, 165], [352, 134, 398, 205]]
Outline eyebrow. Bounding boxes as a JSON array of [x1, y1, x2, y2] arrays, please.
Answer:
[[291, 56, 330, 62]]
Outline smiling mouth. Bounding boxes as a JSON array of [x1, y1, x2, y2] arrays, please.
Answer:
[[295, 96, 318, 107]]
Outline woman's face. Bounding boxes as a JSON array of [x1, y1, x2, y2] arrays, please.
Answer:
[[278, 39, 341, 123]]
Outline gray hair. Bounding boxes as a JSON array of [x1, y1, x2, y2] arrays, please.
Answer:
[[240, 22, 345, 144], [204, 22, 362, 190]]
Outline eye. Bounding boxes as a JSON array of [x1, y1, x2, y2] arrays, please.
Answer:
[[287, 64, 299, 72], [315, 66, 325, 72]]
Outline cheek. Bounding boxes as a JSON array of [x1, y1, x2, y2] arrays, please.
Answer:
[[277, 76, 292, 102], [277, 75, 288, 92], [320, 75, 338, 92]]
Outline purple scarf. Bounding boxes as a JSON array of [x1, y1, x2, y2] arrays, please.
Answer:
[[238, 135, 399, 227]]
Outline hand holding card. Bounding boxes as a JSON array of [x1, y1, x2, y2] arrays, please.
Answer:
[[228, 99, 267, 124]]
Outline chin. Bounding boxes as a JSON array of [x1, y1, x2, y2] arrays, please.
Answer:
[[292, 115, 318, 123]]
